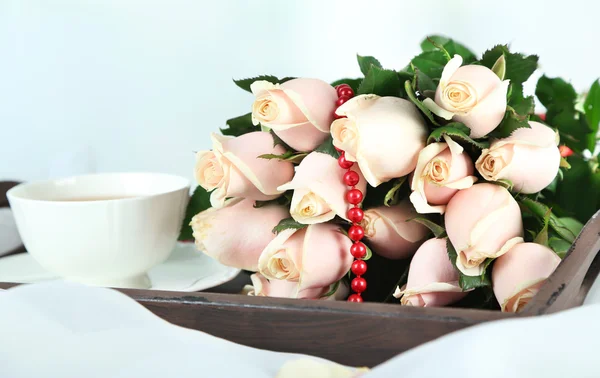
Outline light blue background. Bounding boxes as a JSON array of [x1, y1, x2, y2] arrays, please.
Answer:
[[1, 0, 598, 182]]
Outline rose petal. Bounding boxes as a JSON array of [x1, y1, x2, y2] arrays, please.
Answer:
[[453, 80, 510, 138]]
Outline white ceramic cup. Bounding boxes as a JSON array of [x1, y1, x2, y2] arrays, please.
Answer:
[[7, 173, 190, 289]]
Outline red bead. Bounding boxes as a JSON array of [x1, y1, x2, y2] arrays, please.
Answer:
[[343, 171, 360, 186], [338, 153, 354, 169], [334, 113, 347, 119], [338, 87, 354, 98], [348, 225, 365, 241], [336, 83, 351, 92], [334, 145, 344, 152], [350, 242, 367, 258], [351, 277, 367, 293], [347, 207, 364, 223], [351, 260, 367, 276], [336, 96, 350, 107], [347, 294, 363, 303], [346, 189, 363, 205]]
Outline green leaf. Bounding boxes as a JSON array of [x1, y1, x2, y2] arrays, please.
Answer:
[[420, 35, 477, 64], [411, 50, 448, 80], [404, 80, 439, 126], [384, 177, 407, 207], [357, 55, 382, 76], [533, 208, 552, 246], [518, 197, 578, 243], [584, 79, 600, 151], [331, 78, 362, 93], [558, 217, 584, 238], [319, 280, 341, 299], [446, 239, 491, 290], [178, 186, 211, 241], [555, 156, 600, 223], [357, 66, 403, 97], [427, 122, 489, 149], [509, 84, 535, 116], [272, 217, 307, 235], [220, 113, 257, 137], [407, 217, 446, 238], [536, 75, 578, 110], [254, 193, 292, 209], [481, 45, 538, 87], [258, 151, 307, 164], [363, 243, 373, 261], [491, 55, 506, 80], [233, 76, 295, 92], [548, 237, 571, 258], [546, 108, 591, 152], [415, 69, 437, 93], [420, 35, 450, 51], [314, 135, 340, 159], [488, 107, 531, 139]]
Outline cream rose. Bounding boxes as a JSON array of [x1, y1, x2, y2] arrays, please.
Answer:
[[409, 135, 477, 214], [331, 95, 428, 187], [195, 131, 294, 208], [278, 152, 366, 224], [476, 121, 561, 194], [245, 273, 348, 300], [492, 242, 561, 312], [424, 55, 510, 138], [393, 238, 467, 307], [250, 78, 338, 152], [190, 198, 288, 271], [445, 183, 523, 276], [257, 223, 353, 292], [361, 201, 429, 260]]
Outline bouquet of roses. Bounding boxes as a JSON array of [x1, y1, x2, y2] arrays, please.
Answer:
[[180, 35, 600, 312]]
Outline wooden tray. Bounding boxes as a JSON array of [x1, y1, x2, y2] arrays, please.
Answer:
[[2, 181, 600, 367]]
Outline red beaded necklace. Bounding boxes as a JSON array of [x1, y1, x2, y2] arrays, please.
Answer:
[[334, 84, 367, 303]]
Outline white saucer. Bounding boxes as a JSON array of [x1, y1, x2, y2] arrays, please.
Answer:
[[0, 242, 241, 292]]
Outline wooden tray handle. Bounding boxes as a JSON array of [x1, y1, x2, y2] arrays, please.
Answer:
[[522, 209, 600, 316], [0, 181, 26, 255]]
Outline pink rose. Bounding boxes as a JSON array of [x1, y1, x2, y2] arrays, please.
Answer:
[[409, 135, 477, 214], [331, 95, 428, 187], [278, 152, 367, 224], [476, 121, 561, 193], [393, 238, 467, 307], [246, 273, 348, 300], [250, 78, 338, 151], [424, 55, 510, 138], [257, 223, 353, 292], [190, 198, 288, 271], [493, 242, 561, 312], [361, 201, 429, 260], [195, 132, 294, 208], [445, 183, 523, 276]]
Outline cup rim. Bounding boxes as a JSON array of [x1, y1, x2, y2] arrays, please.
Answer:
[[7, 172, 191, 204]]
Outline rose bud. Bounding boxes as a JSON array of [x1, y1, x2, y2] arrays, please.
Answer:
[[393, 238, 467, 307], [190, 198, 288, 271], [278, 152, 366, 224], [476, 121, 561, 194], [493, 242, 561, 312], [258, 223, 353, 292], [331, 95, 428, 187], [424, 55, 510, 138], [246, 273, 348, 300], [361, 201, 429, 260], [445, 183, 523, 276], [409, 135, 477, 214], [250, 79, 338, 152], [195, 132, 295, 208]]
